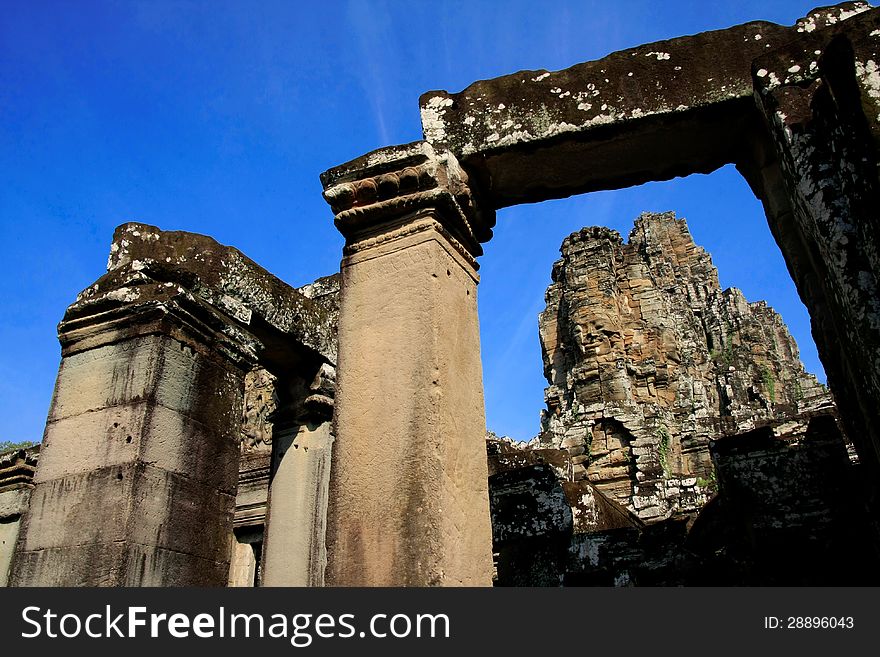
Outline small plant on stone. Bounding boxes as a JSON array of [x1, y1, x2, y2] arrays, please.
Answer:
[[793, 378, 803, 402], [656, 426, 671, 475], [723, 326, 735, 365], [760, 365, 776, 403], [696, 469, 717, 493], [0, 439, 35, 453]]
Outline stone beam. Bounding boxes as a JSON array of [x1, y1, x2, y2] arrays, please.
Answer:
[[419, 2, 874, 208], [102, 223, 337, 367], [320, 141, 495, 585]]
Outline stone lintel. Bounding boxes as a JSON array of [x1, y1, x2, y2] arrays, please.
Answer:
[[321, 141, 495, 258], [419, 2, 874, 208], [751, 4, 880, 104], [91, 222, 337, 366], [59, 275, 260, 372]]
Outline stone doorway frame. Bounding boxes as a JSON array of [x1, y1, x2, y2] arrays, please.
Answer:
[[320, 3, 880, 584]]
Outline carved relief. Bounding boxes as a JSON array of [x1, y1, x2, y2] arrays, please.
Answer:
[[241, 367, 278, 452]]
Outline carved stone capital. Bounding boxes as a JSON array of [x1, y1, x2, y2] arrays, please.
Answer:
[[59, 265, 262, 370], [320, 141, 495, 258]]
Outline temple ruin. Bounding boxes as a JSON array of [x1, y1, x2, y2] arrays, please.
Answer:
[[3, 2, 880, 586]]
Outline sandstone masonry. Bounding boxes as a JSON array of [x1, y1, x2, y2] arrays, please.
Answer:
[[537, 212, 830, 521]]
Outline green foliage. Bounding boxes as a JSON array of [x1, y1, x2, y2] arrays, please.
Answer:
[[656, 426, 670, 474], [0, 439, 36, 453], [760, 366, 776, 403], [696, 469, 718, 493], [723, 327, 735, 365], [711, 324, 735, 365]]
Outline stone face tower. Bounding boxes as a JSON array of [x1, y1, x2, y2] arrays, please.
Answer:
[[538, 212, 828, 521]]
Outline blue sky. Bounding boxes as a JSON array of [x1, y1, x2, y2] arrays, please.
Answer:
[[1, 0, 830, 443]]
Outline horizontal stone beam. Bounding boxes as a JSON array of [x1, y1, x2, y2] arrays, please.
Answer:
[[419, 2, 875, 208], [66, 223, 337, 368]]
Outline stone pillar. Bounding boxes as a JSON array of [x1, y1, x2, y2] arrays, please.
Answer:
[[10, 278, 256, 586], [319, 141, 495, 585], [227, 539, 258, 587], [0, 447, 37, 586], [260, 364, 335, 587], [752, 25, 880, 523]]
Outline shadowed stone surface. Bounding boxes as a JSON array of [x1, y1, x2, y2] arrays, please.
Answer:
[[490, 410, 877, 585], [93, 222, 337, 366]]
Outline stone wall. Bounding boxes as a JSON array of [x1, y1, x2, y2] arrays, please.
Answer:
[[491, 410, 877, 585], [537, 212, 830, 521], [7, 223, 338, 587]]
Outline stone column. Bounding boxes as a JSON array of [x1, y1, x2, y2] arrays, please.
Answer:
[[227, 539, 258, 587], [10, 275, 256, 586], [320, 141, 495, 585], [752, 26, 880, 524], [260, 364, 335, 587], [0, 447, 37, 587]]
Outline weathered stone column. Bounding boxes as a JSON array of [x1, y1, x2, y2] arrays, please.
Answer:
[[320, 141, 495, 585], [751, 17, 880, 523], [260, 364, 335, 586], [10, 270, 256, 586], [0, 447, 37, 587]]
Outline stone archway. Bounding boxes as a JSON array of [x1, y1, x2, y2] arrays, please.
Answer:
[[320, 2, 880, 585]]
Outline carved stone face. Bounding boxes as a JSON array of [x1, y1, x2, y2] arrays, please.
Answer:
[[576, 310, 623, 359]]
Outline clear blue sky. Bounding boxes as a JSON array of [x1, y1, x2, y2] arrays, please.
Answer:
[[1, 0, 830, 443]]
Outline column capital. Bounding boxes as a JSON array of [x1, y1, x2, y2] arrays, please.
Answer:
[[57, 222, 339, 371], [59, 264, 262, 370], [320, 141, 495, 259]]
